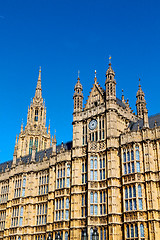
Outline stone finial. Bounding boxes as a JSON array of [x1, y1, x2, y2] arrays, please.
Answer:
[[52, 131, 57, 154], [43, 149, 48, 161], [5, 162, 9, 172], [31, 145, 36, 163], [60, 141, 65, 153], [19, 155, 22, 165], [94, 70, 97, 83], [143, 108, 149, 128], [154, 121, 157, 127], [21, 120, 23, 133], [121, 89, 125, 102], [12, 140, 18, 166], [48, 120, 50, 134]]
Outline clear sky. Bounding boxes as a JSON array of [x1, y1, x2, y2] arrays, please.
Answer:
[[0, 0, 160, 163]]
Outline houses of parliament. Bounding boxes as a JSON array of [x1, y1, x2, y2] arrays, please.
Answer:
[[0, 62, 160, 240]]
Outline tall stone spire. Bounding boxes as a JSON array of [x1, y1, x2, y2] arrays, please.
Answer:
[[35, 66, 42, 99], [16, 68, 51, 158]]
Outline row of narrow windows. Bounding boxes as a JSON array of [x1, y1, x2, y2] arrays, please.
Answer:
[[0, 211, 6, 230], [126, 223, 145, 239], [123, 146, 140, 174], [1, 167, 70, 202], [81, 150, 141, 184], [74, 97, 82, 109], [90, 192, 106, 215], [29, 137, 39, 154], [39, 175, 49, 195], [9, 238, 21, 240], [90, 155, 106, 181], [125, 185, 143, 211], [14, 177, 26, 198], [37, 204, 47, 225], [55, 198, 69, 221], [57, 165, 70, 189]]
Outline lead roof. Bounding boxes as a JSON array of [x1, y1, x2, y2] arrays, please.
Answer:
[[0, 141, 72, 173]]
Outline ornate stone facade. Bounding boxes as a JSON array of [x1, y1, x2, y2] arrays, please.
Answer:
[[0, 63, 160, 240]]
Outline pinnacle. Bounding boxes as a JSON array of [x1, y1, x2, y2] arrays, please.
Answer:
[[35, 67, 42, 99]]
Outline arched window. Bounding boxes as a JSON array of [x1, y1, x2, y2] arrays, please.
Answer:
[[140, 224, 144, 237], [125, 187, 128, 199], [131, 150, 134, 161], [90, 156, 98, 181], [29, 137, 33, 154], [136, 146, 140, 172], [133, 185, 136, 197], [123, 152, 126, 162], [67, 165, 70, 187], [100, 228, 103, 240], [77, 98, 79, 108], [127, 151, 130, 161], [138, 185, 142, 197], [135, 224, 138, 237], [90, 192, 93, 204], [35, 138, 38, 152], [90, 157, 93, 180], [129, 186, 132, 198], [94, 192, 98, 203], [104, 229, 106, 240], [94, 158, 97, 180], [90, 228, 93, 240], [35, 109, 38, 121], [65, 232, 68, 240], [66, 198, 69, 209], [127, 225, 130, 238], [131, 224, 134, 237], [138, 185, 143, 210]]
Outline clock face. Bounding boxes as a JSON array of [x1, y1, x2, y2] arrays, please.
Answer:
[[89, 119, 97, 130]]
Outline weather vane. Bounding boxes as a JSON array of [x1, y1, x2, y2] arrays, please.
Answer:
[[95, 70, 97, 78], [78, 70, 80, 78], [109, 55, 112, 64]]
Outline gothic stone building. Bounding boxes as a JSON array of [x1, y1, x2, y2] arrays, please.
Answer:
[[0, 63, 160, 240]]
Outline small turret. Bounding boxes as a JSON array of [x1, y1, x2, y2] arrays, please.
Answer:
[[105, 61, 116, 101], [73, 71, 83, 113], [136, 79, 146, 119]]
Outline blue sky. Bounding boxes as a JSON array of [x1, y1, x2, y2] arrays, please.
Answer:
[[0, 0, 160, 162]]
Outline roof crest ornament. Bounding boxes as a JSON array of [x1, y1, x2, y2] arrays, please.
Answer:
[[94, 70, 97, 83], [78, 70, 80, 79]]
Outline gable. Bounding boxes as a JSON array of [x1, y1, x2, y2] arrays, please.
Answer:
[[84, 82, 105, 110]]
